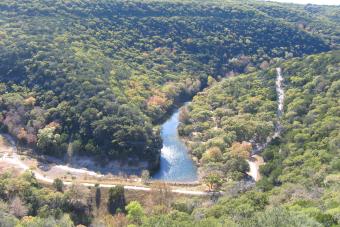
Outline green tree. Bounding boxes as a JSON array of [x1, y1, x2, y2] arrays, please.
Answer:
[[108, 186, 126, 215], [203, 173, 223, 191], [95, 184, 101, 211], [53, 178, 64, 192], [246, 207, 322, 227], [126, 201, 144, 225]]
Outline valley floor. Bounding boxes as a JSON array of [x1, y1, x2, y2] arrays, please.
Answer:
[[0, 134, 211, 196]]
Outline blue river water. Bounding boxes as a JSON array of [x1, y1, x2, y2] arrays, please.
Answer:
[[152, 106, 198, 182]]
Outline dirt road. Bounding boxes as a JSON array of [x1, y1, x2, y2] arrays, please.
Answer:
[[0, 134, 210, 196]]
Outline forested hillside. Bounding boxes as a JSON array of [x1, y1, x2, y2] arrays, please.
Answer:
[[0, 0, 335, 167], [2, 49, 339, 226], [179, 64, 278, 180], [248, 1, 340, 48], [0, 0, 339, 222], [179, 51, 340, 226]]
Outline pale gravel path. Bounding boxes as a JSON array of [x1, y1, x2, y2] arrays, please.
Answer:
[[247, 155, 265, 181], [247, 67, 284, 181]]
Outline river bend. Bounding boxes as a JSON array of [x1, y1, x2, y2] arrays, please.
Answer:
[[153, 106, 198, 182]]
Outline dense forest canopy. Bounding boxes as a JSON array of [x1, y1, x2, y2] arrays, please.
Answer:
[[0, 0, 339, 226], [0, 0, 337, 168], [179, 50, 339, 226], [179, 66, 278, 180], [1, 50, 339, 227]]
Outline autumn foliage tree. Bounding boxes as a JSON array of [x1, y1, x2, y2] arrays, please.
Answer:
[[201, 147, 223, 163], [230, 142, 252, 159]]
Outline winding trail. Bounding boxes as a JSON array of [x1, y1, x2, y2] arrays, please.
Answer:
[[247, 155, 265, 181], [247, 67, 284, 181], [0, 134, 209, 196]]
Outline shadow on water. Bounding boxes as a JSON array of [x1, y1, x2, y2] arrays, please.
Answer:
[[157, 156, 171, 173]]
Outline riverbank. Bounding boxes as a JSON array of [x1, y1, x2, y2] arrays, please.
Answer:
[[0, 100, 200, 184], [0, 66, 285, 188], [0, 133, 208, 196]]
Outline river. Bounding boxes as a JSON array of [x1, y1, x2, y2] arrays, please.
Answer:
[[1, 69, 283, 183], [0, 134, 208, 195], [155, 67, 284, 182], [153, 105, 198, 182], [0, 104, 198, 183]]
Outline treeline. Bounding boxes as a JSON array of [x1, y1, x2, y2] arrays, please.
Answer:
[[247, 1, 340, 48], [0, 0, 334, 166], [2, 171, 333, 227], [0, 172, 89, 226], [179, 51, 340, 226]]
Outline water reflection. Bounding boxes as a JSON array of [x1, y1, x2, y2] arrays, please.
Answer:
[[153, 106, 198, 182]]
